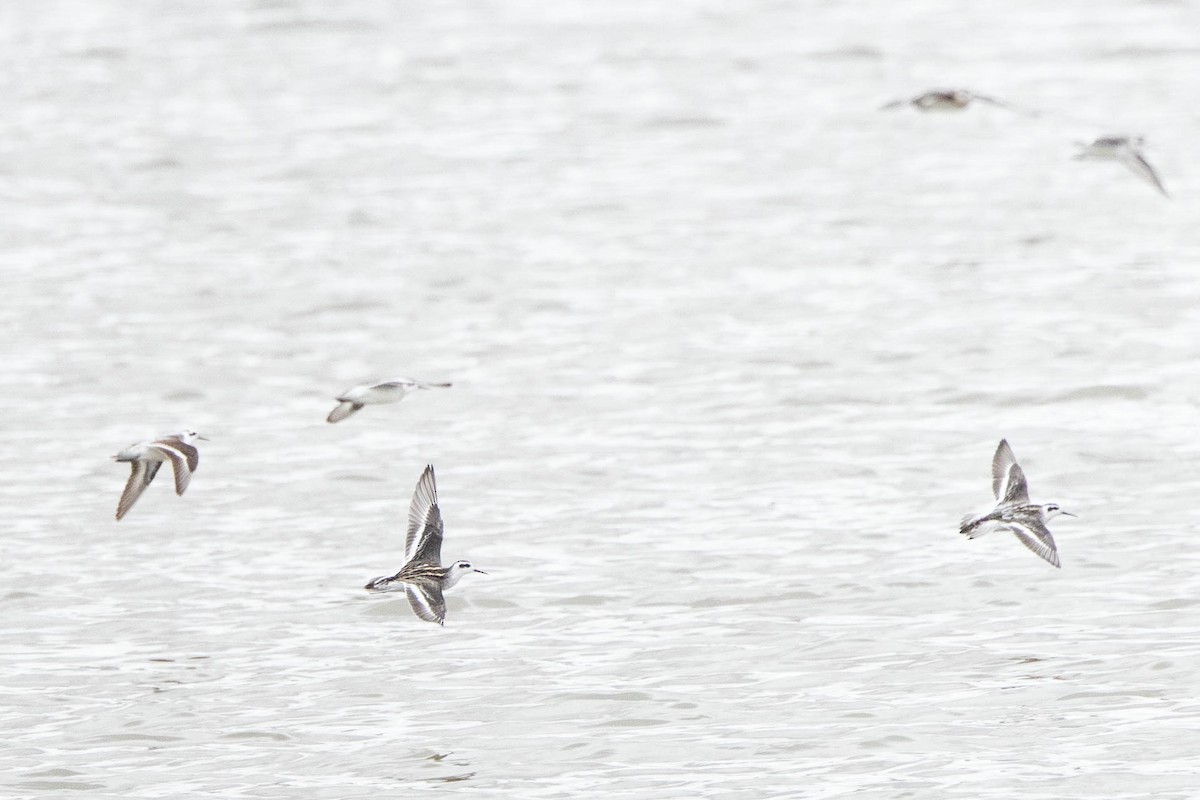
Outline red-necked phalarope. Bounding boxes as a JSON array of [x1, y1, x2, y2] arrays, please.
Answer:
[[1074, 136, 1168, 197], [112, 430, 207, 520], [959, 439, 1075, 568], [326, 377, 452, 423], [881, 88, 1033, 115], [364, 465, 486, 625]]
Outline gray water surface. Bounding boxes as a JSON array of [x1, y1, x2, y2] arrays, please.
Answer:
[[3, 0, 1200, 797]]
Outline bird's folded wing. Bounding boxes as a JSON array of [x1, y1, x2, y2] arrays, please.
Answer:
[[327, 402, 361, 423]]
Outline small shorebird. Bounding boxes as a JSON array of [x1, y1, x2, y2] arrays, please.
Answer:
[[326, 378, 452, 423], [1074, 136, 1168, 197], [959, 439, 1074, 568], [113, 430, 207, 520], [364, 465, 485, 625], [881, 89, 1031, 114]]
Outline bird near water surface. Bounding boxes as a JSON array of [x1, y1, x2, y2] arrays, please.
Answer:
[[880, 88, 1034, 115], [365, 465, 485, 625], [112, 430, 207, 520], [959, 439, 1075, 568], [1074, 135, 1169, 197], [326, 377, 452, 423]]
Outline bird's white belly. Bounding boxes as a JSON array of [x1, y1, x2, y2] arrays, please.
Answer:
[[363, 386, 409, 404]]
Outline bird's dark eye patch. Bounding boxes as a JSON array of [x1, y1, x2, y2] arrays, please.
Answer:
[[461, 563, 471, 569]]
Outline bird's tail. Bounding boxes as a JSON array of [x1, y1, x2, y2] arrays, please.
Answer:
[[364, 574, 402, 592]]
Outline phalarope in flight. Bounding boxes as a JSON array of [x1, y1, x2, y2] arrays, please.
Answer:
[[1074, 136, 1168, 197], [881, 89, 1032, 114], [112, 430, 207, 520], [959, 439, 1074, 568], [327, 377, 452, 423], [365, 465, 485, 625]]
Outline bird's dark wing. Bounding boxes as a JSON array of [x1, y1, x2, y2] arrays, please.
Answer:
[[405, 581, 447, 625], [405, 465, 444, 565], [116, 461, 152, 520], [148, 444, 192, 496], [157, 438, 199, 474], [1009, 518, 1061, 568], [999, 462, 1031, 506], [969, 92, 1039, 116], [327, 402, 363, 423], [1119, 150, 1169, 197], [992, 440, 1019, 501]]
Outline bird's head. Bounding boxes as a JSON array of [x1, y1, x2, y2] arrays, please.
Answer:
[[442, 560, 487, 589], [1042, 503, 1075, 521]]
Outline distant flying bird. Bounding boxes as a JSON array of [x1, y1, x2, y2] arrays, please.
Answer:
[[1074, 136, 1169, 197], [326, 377, 452, 423], [959, 439, 1075, 568], [113, 430, 207, 520], [881, 89, 1033, 114], [364, 465, 486, 625]]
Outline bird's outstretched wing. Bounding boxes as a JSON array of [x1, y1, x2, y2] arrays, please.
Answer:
[[327, 401, 363, 423], [992, 439, 1023, 501], [158, 437, 199, 473], [147, 443, 192, 496], [1000, 464, 1031, 506], [1009, 518, 1061, 568], [405, 465, 444, 565], [116, 461, 154, 520], [1118, 150, 1169, 197], [969, 92, 1040, 117], [405, 581, 447, 625]]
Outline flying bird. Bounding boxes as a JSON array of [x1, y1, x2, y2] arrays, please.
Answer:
[[959, 439, 1074, 568], [327, 377, 452, 423], [1074, 136, 1169, 197], [364, 465, 485, 625], [881, 89, 1033, 114], [112, 430, 207, 520]]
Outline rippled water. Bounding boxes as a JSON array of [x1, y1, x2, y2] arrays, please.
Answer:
[[3, 0, 1200, 797]]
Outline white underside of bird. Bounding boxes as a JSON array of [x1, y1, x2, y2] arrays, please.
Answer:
[[326, 377, 452, 423]]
